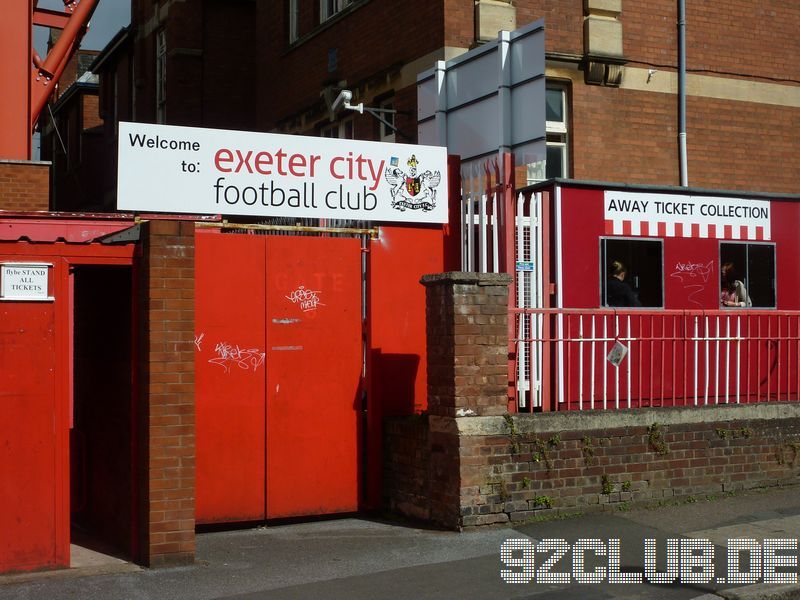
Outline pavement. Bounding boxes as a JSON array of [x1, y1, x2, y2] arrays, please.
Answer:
[[3, 486, 800, 599]]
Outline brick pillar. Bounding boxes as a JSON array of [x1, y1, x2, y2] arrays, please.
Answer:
[[402, 272, 514, 529], [138, 220, 195, 567], [421, 272, 512, 418], [0, 160, 50, 211]]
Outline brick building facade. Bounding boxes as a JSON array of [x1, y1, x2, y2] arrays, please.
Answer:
[[255, 0, 799, 193], [58, 0, 798, 209]]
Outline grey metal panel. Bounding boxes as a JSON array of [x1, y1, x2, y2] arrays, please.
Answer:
[[447, 97, 500, 162], [510, 79, 546, 147], [415, 19, 545, 163], [417, 76, 437, 121], [445, 45, 499, 109], [418, 120, 437, 147], [510, 26, 545, 85]]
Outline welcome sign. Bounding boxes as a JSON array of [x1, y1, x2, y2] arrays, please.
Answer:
[[117, 122, 448, 223], [604, 191, 771, 240]]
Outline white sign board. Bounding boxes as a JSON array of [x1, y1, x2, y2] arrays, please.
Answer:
[[1, 263, 51, 301], [417, 19, 545, 170], [117, 122, 449, 223], [604, 191, 771, 240]]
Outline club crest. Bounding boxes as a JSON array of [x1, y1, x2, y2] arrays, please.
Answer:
[[384, 154, 441, 212]]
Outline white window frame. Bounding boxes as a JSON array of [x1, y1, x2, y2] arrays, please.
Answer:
[[156, 29, 166, 123], [527, 85, 569, 183], [289, 0, 300, 43], [320, 0, 352, 22]]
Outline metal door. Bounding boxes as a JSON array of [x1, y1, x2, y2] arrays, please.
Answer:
[[265, 235, 362, 518], [0, 299, 61, 571], [195, 232, 363, 522], [195, 231, 267, 522]]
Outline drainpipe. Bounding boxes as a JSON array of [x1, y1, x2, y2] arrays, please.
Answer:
[[678, 0, 688, 186]]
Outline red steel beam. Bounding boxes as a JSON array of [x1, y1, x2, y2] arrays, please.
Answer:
[[30, 0, 98, 130], [0, 0, 33, 159], [32, 7, 70, 29], [0, 0, 98, 159]]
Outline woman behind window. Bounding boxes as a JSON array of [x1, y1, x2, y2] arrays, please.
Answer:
[[720, 262, 751, 307], [606, 260, 642, 307]]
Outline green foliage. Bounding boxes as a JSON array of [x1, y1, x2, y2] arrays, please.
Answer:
[[503, 414, 520, 454], [648, 423, 669, 455], [581, 436, 596, 466], [716, 427, 752, 440], [532, 495, 552, 509]]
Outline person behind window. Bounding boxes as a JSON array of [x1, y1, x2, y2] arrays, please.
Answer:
[[606, 260, 642, 307], [720, 262, 751, 307]]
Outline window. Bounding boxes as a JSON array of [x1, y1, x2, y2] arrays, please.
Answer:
[[601, 238, 663, 308], [321, 116, 354, 139], [527, 86, 569, 183], [156, 29, 166, 123], [320, 0, 352, 21], [719, 242, 776, 308], [288, 0, 299, 43], [378, 98, 395, 142]]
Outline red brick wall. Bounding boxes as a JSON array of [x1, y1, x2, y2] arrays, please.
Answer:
[[257, 0, 445, 132], [385, 409, 800, 528], [510, 0, 800, 80], [517, 1, 582, 54], [138, 220, 196, 567], [567, 84, 800, 193], [456, 413, 800, 526], [0, 161, 50, 211], [82, 94, 102, 130]]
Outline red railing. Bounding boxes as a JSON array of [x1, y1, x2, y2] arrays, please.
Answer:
[[511, 308, 800, 411]]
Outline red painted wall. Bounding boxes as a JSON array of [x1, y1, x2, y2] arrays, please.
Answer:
[[557, 185, 800, 310]]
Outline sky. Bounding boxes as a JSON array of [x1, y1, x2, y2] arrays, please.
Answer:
[[33, 0, 131, 56]]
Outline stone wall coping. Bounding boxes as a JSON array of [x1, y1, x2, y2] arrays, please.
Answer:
[[0, 159, 51, 167], [428, 402, 800, 435], [420, 272, 513, 287]]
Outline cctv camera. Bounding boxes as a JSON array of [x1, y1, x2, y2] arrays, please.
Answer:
[[331, 89, 353, 114]]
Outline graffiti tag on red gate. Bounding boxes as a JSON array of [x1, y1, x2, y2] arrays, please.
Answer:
[[208, 342, 266, 373], [285, 285, 324, 312]]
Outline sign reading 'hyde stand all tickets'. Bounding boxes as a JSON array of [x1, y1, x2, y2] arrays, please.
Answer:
[[117, 122, 449, 223]]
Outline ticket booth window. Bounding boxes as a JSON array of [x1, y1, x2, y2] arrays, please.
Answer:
[[719, 242, 776, 308], [601, 238, 663, 308]]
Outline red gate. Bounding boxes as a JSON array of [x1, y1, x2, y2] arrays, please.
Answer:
[[196, 230, 363, 522], [0, 223, 137, 574], [0, 296, 61, 571]]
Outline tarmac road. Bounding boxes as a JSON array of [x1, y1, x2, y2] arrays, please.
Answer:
[[3, 486, 800, 600]]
